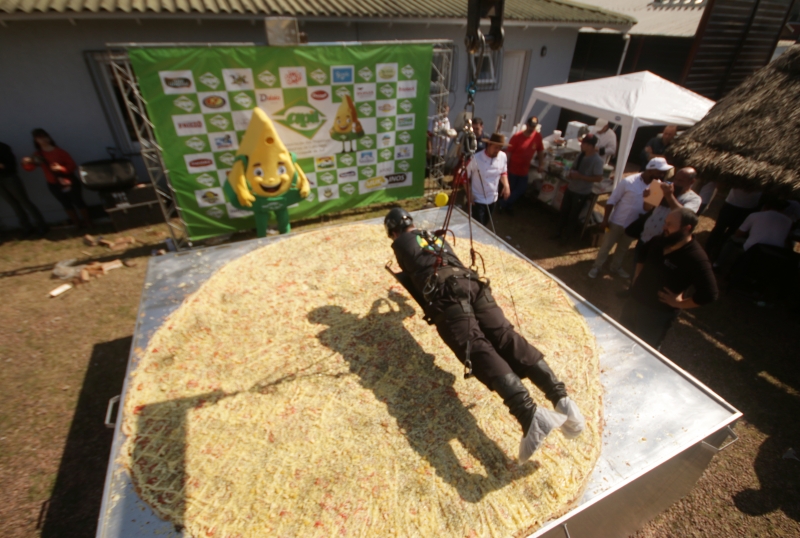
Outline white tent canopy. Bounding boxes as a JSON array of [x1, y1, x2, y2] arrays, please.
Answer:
[[520, 71, 715, 186]]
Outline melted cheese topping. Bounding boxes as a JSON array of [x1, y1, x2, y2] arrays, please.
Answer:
[[122, 224, 603, 538]]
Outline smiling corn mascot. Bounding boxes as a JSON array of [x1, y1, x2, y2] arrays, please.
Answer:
[[330, 95, 364, 153], [223, 108, 310, 236]]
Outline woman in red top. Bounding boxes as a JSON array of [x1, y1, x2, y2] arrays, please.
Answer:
[[22, 128, 91, 228]]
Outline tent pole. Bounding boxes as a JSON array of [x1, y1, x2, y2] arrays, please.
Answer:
[[616, 34, 631, 76]]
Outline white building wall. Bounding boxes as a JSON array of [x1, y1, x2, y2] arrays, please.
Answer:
[[0, 18, 576, 226]]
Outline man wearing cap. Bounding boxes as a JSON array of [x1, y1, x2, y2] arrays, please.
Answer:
[[500, 116, 545, 215], [466, 133, 510, 226], [591, 119, 617, 162], [552, 133, 604, 242], [588, 157, 673, 279]]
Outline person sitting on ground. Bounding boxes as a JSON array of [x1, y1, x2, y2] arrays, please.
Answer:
[[499, 116, 545, 215], [551, 134, 604, 243], [466, 133, 509, 226], [621, 208, 718, 349], [384, 207, 585, 463], [588, 157, 672, 279], [714, 198, 792, 274]]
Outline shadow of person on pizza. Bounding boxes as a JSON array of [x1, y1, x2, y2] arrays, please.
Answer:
[[308, 290, 537, 504]]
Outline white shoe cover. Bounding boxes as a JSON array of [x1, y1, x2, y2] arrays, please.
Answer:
[[519, 407, 567, 463], [556, 397, 586, 439]]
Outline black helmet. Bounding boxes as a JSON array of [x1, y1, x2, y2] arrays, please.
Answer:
[[384, 207, 413, 237]]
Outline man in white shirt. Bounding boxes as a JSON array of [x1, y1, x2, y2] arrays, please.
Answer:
[[591, 119, 617, 163], [467, 133, 509, 226], [589, 158, 672, 279], [705, 187, 762, 261]]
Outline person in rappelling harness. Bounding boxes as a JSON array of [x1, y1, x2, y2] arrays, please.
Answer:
[[384, 207, 585, 463]]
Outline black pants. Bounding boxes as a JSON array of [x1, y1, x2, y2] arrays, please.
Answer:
[[431, 277, 566, 404], [556, 190, 592, 238], [620, 298, 677, 349], [47, 179, 87, 212], [0, 174, 47, 233], [472, 202, 495, 227], [705, 203, 754, 261]]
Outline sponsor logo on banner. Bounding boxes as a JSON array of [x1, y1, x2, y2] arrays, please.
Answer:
[[354, 84, 375, 102], [226, 203, 253, 219], [358, 103, 373, 116], [279, 67, 307, 87], [196, 188, 225, 207], [202, 95, 227, 109], [305, 172, 317, 188], [185, 137, 206, 152], [379, 84, 394, 98], [396, 80, 418, 99], [256, 89, 283, 111], [306, 191, 316, 203], [376, 63, 397, 82], [209, 132, 237, 152], [173, 96, 195, 112], [219, 153, 236, 167], [316, 156, 335, 170], [380, 118, 394, 131], [398, 131, 411, 144], [206, 207, 224, 219], [310, 89, 329, 100], [342, 183, 356, 195], [361, 166, 375, 178], [358, 67, 373, 81], [386, 173, 407, 184], [199, 72, 220, 89], [377, 161, 394, 176], [396, 114, 415, 130], [310, 68, 327, 84], [399, 99, 413, 113], [397, 160, 410, 171], [233, 92, 253, 108], [340, 154, 354, 166], [379, 133, 395, 148], [331, 66, 354, 84], [377, 101, 395, 114], [319, 172, 335, 184], [359, 137, 374, 149], [223, 68, 254, 91], [273, 100, 326, 139], [358, 150, 375, 164], [365, 176, 386, 189], [395, 144, 413, 160], [195, 173, 216, 187], [380, 148, 393, 160], [338, 167, 357, 182], [185, 152, 216, 173], [401, 64, 415, 78], [320, 185, 340, 200], [173, 114, 207, 136], [258, 70, 277, 87], [160, 70, 194, 94], [232, 110, 253, 131], [209, 115, 230, 130], [335, 86, 351, 99]]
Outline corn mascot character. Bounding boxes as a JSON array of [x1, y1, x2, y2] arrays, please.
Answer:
[[330, 95, 364, 153], [223, 108, 311, 236]]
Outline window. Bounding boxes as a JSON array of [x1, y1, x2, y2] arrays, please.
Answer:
[[468, 49, 503, 91]]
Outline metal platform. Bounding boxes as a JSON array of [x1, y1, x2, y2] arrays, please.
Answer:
[[96, 208, 741, 538]]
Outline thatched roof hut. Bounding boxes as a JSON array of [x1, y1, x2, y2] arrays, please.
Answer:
[[668, 44, 800, 196]]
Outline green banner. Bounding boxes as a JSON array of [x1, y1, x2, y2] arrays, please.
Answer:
[[129, 44, 433, 240]]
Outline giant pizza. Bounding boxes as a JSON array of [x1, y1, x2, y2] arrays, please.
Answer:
[[122, 223, 603, 537]]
